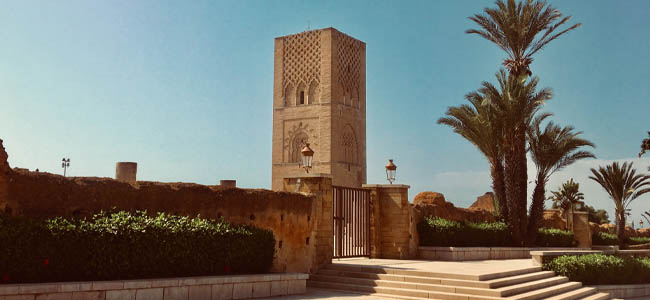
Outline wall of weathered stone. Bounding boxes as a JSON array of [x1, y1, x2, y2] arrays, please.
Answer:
[[0, 139, 318, 273], [364, 184, 413, 259]]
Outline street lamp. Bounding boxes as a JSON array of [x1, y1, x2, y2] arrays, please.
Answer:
[[300, 143, 314, 173], [61, 158, 71, 177], [641, 219, 644, 228], [385, 159, 397, 184]]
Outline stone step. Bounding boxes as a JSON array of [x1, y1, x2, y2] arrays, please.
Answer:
[[509, 281, 583, 300], [579, 294, 610, 300], [324, 263, 542, 281], [544, 287, 598, 300], [495, 276, 570, 297], [317, 268, 556, 289]]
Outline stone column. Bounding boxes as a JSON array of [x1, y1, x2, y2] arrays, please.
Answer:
[[363, 184, 412, 259], [283, 174, 333, 273], [573, 211, 592, 248]]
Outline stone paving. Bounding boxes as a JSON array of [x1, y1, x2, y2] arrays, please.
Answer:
[[268, 287, 397, 299]]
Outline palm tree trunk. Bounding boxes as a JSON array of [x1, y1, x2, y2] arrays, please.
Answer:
[[526, 173, 546, 246], [515, 126, 529, 241], [490, 158, 508, 221], [504, 133, 523, 245], [617, 211, 626, 248]]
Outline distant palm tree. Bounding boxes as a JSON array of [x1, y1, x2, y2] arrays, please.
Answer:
[[467, 0, 581, 77], [527, 119, 595, 244], [640, 132, 650, 158], [589, 162, 650, 246], [438, 90, 507, 219], [548, 179, 585, 212], [482, 70, 551, 245]]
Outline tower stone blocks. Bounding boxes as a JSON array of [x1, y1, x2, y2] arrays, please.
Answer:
[[272, 28, 366, 190]]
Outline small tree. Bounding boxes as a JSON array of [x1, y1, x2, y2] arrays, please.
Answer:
[[640, 132, 650, 159], [549, 178, 585, 212], [589, 162, 650, 247]]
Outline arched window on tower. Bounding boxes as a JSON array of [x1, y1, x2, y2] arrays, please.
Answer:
[[308, 80, 319, 104], [341, 125, 358, 167], [297, 82, 306, 105], [284, 83, 295, 107], [290, 132, 309, 163]]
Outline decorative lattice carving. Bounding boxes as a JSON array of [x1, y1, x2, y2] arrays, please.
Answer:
[[337, 33, 362, 104], [341, 124, 358, 164], [283, 31, 321, 93]]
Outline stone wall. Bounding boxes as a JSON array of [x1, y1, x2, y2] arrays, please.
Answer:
[[0, 139, 319, 273], [364, 184, 413, 259], [412, 191, 496, 223]]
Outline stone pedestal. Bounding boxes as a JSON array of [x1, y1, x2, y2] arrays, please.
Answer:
[[363, 184, 412, 259], [573, 211, 592, 248], [283, 174, 333, 273]]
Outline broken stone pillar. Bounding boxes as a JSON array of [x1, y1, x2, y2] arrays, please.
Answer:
[[573, 211, 592, 248], [363, 184, 412, 259], [115, 162, 137, 183], [220, 180, 236, 189], [0, 139, 10, 214]]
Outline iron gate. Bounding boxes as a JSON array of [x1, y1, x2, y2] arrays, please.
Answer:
[[333, 186, 370, 258]]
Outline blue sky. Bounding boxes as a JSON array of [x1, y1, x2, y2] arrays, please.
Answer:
[[1, 1, 649, 223]]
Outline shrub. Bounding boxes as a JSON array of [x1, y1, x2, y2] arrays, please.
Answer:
[[0, 211, 275, 284], [592, 232, 618, 245], [629, 236, 650, 245], [536, 228, 575, 247], [544, 254, 650, 285], [417, 217, 574, 247]]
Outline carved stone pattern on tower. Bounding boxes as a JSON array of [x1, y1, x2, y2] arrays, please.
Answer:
[[337, 33, 362, 103], [284, 121, 317, 163], [282, 30, 321, 92]]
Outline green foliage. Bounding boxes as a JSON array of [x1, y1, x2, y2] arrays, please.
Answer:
[[592, 232, 619, 245], [544, 254, 650, 285], [417, 217, 574, 247], [628, 237, 650, 245], [0, 211, 275, 284], [548, 179, 585, 212], [536, 228, 575, 247], [583, 204, 610, 225]]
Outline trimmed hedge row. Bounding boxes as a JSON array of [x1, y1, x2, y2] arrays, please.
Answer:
[[417, 217, 575, 247], [544, 254, 650, 285], [0, 211, 275, 284], [592, 232, 650, 246]]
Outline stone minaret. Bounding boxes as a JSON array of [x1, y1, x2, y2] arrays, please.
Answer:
[[271, 28, 366, 190]]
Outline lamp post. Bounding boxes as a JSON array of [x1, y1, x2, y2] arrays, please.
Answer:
[[61, 158, 70, 177], [641, 219, 644, 228], [300, 143, 314, 173], [385, 159, 396, 184]]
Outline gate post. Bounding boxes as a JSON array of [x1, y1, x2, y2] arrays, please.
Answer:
[[363, 184, 412, 259], [283, 174, 333, 273]]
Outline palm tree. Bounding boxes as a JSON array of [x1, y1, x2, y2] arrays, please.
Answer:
[[640, 132, 650, 158], [467, 0, 581, 76], [589, 162, 650, 246], [481, 70, 551, 244], [438, 90, 508, 219], [526, 119, 595, 244], [548, 179, 585, 212]]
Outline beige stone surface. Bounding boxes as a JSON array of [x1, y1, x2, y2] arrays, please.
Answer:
[[270, 280, 288, 297], [106, 290, 135, 300], [211, 284, 233, 300], [34, 293, 72, 300], [188, 285, 211, 300], [287, 280, 306, 295], [135, 288, 163, 300], [163, 287, 188, 300], [251, 282, 271, 298], [71, 291, 104, 300], [231, 283, 252, 300]]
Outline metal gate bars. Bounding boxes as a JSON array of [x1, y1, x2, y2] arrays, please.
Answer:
[[332, 186, 370, 258]]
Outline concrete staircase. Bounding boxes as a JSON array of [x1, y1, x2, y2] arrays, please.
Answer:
[[308, 263, 612, 300]]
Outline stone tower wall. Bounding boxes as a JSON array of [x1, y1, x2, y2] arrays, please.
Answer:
[[115, 162, 137, 183], [272, 28, 366, 190]]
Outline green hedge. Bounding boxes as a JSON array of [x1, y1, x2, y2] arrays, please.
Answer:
[[536, 228, 575, 247], [592, 232, 650, 246], [0, 211, 275, 284], [417, 217, 574, 247], [544, 254, 650, 285], [592, 232, 619, 245]]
